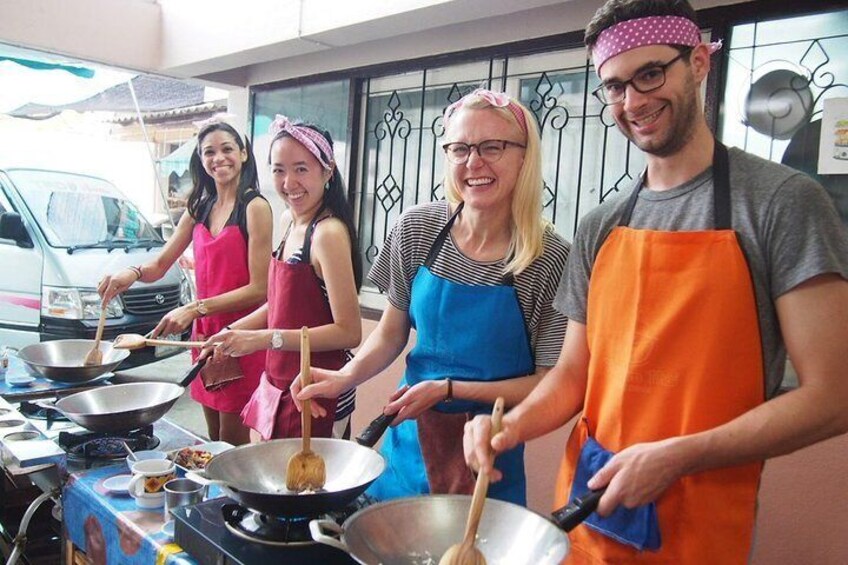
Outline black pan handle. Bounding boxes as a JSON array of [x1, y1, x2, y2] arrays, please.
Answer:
[[551, 488, 606, 532], [355, 412, 396, 447], [179, 357, 208, 388]]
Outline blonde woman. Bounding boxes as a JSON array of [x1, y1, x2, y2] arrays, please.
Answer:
[[292, 89, 570, 505]]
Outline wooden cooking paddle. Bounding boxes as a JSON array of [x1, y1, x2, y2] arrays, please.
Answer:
[[439, 397, 505, 565], [112, 333, 206, 350], [285, 327, 327, 492], [83, 300, 108, 366]]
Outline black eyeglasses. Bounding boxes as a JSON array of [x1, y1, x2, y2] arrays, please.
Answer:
[[442, 139, 526, 165], [592, 48, 693, 106]]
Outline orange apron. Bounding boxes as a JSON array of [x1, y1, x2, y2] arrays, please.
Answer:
[[555, 142, 765, 563]]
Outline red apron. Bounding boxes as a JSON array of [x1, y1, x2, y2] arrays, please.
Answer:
[[240, 217, 345, 440], [190, 224, 265, 413], [555, 143, 765, 563]]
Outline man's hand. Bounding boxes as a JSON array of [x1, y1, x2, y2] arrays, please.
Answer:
[[587, 437, 692, 516]]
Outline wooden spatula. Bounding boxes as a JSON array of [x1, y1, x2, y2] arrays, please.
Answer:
[[439, 397, 505, 565], [112, 333, 206, 350], [285, 327, 326, 493], [83, 300, 108, 366]]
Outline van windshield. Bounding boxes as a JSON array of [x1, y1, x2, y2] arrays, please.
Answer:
[[8, 170, 163, 250]]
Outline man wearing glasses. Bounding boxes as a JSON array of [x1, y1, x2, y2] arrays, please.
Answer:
[[464, 0, 848, 562]]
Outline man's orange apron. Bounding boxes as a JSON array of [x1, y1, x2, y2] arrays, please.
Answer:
[[555, 142, 765, 563]]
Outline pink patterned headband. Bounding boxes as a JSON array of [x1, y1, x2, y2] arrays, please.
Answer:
[[268, 115, 334, 170], [444, 89, 528, 135], [193, 112, 239, 132], [592, 15, 722, 72]]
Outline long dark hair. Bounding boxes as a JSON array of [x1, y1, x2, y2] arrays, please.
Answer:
[[269, 123, 363, 291], [187, 121, 260, 221]]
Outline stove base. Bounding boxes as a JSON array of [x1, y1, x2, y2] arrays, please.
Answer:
[[173, 497, 356, 565]]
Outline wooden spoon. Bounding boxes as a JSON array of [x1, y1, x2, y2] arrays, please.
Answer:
[[112, 333, 206, 350], [439, 397, 505, 565], [83, 300, 108, 366], [285, 327, 327, 492]]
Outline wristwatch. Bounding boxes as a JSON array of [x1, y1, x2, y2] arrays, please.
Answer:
[[270, 330, 284, 350], [194, 300, 208, 317]]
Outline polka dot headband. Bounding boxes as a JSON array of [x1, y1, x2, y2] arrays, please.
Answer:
[[443, 88, 528, 135], [592, 15, 722, 72]]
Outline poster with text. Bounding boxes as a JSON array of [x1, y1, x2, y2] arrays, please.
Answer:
[[819, 97, 848, 174]]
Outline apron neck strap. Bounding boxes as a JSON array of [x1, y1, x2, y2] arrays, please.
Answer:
[[300, 202, 328, 265], [619, 140, 732, 229], [423, 201, 514, 286]]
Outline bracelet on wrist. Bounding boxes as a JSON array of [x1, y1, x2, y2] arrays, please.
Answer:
[[127, 265, 143, 281]]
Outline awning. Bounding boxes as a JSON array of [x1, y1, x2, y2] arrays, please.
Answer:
[[157, 139, 196, 176]]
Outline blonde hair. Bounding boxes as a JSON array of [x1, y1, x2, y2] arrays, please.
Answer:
[[443, 94, 548, 276]]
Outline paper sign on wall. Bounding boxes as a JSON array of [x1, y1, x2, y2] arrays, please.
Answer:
[[819, 97, 848, 175]]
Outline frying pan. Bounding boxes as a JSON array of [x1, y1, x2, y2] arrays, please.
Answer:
[[310, 489, 603, 564], [38, 356, 208, 433], [16, 339, 130, 383], [189, 413, 393, 517]]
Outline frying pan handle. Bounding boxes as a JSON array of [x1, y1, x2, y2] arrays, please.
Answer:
[[178, 357, 208, 388], [309, 519, 351, 553], [354, 412, 396, 447], [551, 488, 606, 532]]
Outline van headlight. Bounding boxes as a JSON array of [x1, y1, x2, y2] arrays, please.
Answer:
[[42, 287, 123, 320], [179, 275, 194, 305]]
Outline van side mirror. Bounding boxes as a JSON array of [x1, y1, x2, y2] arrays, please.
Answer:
[[0, 212, 34, 249]]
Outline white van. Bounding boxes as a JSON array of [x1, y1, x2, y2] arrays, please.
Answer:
[[0, 167, 193, 368]]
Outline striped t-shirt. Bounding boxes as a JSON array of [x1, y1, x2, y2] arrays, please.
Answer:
[[369, 201, 571, 367]]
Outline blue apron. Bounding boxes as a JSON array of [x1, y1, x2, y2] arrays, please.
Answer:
[[368, 203, 535, 505]]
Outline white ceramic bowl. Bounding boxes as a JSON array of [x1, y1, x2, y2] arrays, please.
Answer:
[[126, 449, 168, 469]]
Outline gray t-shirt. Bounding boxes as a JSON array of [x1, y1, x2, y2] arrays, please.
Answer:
[[370, 201, 571, 367], [556, 147, 848, 398]]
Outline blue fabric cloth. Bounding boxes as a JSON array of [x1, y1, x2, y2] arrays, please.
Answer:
[[368, 263, 534, 505], [570, 437, 662, 551]]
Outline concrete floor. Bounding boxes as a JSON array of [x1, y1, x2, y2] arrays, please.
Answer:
[[113, 351, 209, 440]]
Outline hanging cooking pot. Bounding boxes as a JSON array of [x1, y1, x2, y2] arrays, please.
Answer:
[[742, 62, 814, 140], [187, 413, 393, 517], [16, 339, 130, 383], [37, 356, 207, 432]]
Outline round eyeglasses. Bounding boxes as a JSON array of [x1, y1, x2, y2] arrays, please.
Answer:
[[592, 48, 693, 106], [442, 139, 526, 165]]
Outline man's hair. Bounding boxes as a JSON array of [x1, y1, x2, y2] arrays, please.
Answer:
[[585, 0, 699, 49]]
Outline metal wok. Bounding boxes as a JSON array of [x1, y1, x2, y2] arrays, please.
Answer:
[[16, 339, 130, 383], [49, 382, 184, 432], [310, 495, 570, 565], [195, 414, 392, 517], [41, 358, 207, 433]]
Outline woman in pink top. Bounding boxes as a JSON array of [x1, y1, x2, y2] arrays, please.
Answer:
[[100, 117, 273, 445]]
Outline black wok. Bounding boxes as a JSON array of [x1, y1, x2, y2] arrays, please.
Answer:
[[192, 413, 393, 517], [42, 356, 207, 433], [17, 339, 130, 383]]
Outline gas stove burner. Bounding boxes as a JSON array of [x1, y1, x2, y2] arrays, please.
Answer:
[[18, 401, 70, 424], [4, 431, 40, 441], [0, 419, 25, 427], [222, 505, 315, 546], [59, 425, 159, 461]]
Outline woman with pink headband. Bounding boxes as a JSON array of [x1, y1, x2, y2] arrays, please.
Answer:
[[203, 117, 363, 441], [100, 116, 273, 445], [293, 88, 570, 505]]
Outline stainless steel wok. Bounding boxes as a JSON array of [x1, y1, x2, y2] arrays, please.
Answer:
[[194, 413, 393, 517], [34, 354, 207, 433], [16, 339, 130, 383], [50, 382, 184, 432], [310, 495, 570, 565]]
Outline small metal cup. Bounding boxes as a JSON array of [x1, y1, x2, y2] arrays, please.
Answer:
[[163, 478, 206, 520]]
